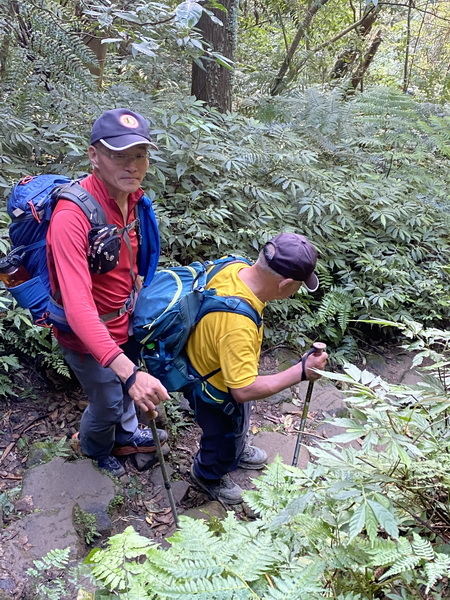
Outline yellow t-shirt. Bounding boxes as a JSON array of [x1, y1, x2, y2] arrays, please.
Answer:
[[186, 262, 265, 393]]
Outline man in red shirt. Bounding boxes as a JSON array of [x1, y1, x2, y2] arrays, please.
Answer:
[[47, 108, 169, 477]]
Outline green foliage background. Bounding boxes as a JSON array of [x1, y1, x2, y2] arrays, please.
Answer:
[[2, 3, 450, 598], [1, 0, 450, 388]]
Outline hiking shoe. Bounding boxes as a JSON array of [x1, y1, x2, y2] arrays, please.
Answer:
[[96, 456, 126, 477], [190, 465, 243, 504], [238, 445, 268, 470], [113, 428, 169, 455], [130, 428, 168, 447]]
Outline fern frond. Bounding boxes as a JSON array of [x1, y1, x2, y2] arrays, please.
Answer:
[[412, 533, 435, 561], [263, 561, 325, 599], [87, 526, 157, 591], [424, 555, 450, 593], [29, 546, 71, 573], [380, 554, 421, 580]]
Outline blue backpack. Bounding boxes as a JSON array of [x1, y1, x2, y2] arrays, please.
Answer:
[[133, 256, 262, 392], [5, 174, 160, 330]]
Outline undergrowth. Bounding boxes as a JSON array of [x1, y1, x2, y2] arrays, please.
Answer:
[[63, 321, 450, 598]]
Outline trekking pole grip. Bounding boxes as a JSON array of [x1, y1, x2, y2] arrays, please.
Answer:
[[311, 341, 327, 356], [301, 342, 327, 381]]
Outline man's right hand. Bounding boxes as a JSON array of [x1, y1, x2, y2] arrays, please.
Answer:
[[128, 371, 169, 418], [109, 354, 170, 419]]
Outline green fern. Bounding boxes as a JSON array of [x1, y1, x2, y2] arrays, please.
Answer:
[[82, 340, 450, 598], [424, 555, 450, 593]]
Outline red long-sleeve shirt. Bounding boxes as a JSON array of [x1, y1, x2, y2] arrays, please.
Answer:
[[46, 173, 141, 366]]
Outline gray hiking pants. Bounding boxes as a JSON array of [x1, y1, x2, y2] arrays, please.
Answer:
[[61, 338, 140, 460]]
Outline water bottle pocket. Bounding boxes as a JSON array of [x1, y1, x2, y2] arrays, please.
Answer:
[[7, 276, 49, 325]]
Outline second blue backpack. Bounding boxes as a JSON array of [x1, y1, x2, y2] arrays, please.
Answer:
[[133, 255, 262, 392]]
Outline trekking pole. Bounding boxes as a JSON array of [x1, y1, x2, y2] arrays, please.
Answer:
[[291, 342, 327, 467], [148, 413, 179, 528]]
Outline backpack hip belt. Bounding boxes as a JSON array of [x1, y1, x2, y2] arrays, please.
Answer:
[[100, 286, 137, 322]]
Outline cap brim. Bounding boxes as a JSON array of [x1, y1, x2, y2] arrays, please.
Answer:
[[100, 136, 158, 151], [303, 272, 319, 293]]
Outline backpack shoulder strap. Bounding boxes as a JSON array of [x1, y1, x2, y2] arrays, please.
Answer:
[[193, 294, 262, 385], [136, 194, 161, 287], [53, 182, 107, 226], [198, 294, 262, 328], [206, 254, 253, 284]]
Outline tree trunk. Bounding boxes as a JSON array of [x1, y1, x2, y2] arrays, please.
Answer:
[[402, 0, 413, 93], [350, 29, 382, 92], [83, 34, 108, 88], [270, 0, 329, 96], [191, 0, 239, 113], [330, 7, 378, 81]]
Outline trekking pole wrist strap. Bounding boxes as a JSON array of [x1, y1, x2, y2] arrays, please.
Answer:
[[123, 365, 141, 393], [300, 348, 316, 381], [301, 355, 308, 381]]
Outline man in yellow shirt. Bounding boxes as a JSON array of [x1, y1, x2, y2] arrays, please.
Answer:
[[186, 232, 329, 504]]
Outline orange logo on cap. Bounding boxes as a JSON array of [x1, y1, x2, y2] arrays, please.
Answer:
[[119, 114, 139, 128]]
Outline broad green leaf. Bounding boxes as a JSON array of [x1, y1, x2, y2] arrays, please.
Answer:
[[367, 500, 399, 540], [348, 503, 366, 540], [328, 430, 364, 443], [343, 363, 362, 381], [176, 162, 188, 179], [365, 503, 379, 544], [175, 1, 203, 27]]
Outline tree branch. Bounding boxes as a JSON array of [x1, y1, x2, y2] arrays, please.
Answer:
[[289, 7, 377, 84], [270, 0, 330, 96]]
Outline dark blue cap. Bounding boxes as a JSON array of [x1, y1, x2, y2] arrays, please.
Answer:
[[90, 108, 157, 151], [264, 233, 319, 292]]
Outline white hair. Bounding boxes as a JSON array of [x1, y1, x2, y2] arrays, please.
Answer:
[[256, 249, 284, 280]]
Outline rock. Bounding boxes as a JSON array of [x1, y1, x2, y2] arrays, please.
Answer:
[[26, 445, 48, 468], [148, 464, 174, 487], [264, 388, 293, 405], [164, 481, 190, 507], [78, 502, 112, 537], [0, 578, 15, 594], [177, 394, 194, 414], [250, 431, 310, 469], [182, 501, 227, 521], [307, 380, 346, 416], [279, 402, 303, 415], [364, 351, 423, 385], [3, 457, 120, 562], [178, 464, 189, 476], [131, 443, 170, 472], [13, 496, 34, 514]]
